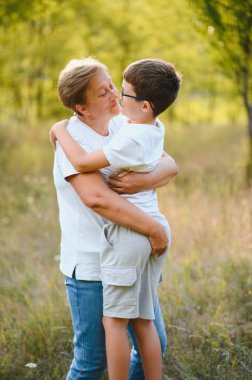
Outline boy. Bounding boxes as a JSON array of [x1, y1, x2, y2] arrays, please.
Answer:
[[51, 58, 181, 380]]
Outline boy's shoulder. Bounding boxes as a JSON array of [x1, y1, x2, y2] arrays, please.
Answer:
[[124, 121, 165, 140], [109, 114, 128, 131], [108, 117, 165, 144]]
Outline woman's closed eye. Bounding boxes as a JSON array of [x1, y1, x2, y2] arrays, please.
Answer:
[[98, 87, 109, 97], [99, 91, 108, 97], [98, 83, 116, 98]]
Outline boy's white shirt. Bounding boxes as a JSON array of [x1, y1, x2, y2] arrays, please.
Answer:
[[103, 120, 164, 213], [53, 114, 164, 280]]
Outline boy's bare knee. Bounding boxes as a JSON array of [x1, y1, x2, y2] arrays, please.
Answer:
[[102, 316, 128, 330], [130, 318, 153, 333]]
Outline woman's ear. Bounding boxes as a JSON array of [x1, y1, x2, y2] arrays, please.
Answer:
[[75, 104, 89, 117]]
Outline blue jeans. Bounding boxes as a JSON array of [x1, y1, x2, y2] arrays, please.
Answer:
[[65, 274, 167, 380]]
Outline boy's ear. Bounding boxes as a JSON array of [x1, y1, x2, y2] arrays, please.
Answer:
[[75, 104, 89, 117], [142, 101, 152, 113]]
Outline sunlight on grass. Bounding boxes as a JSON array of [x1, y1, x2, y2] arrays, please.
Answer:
[[0, 121, 251, 379]]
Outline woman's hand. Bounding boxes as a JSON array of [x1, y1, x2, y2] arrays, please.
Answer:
[[108, 153, 178, 193], [49, 119, 69, 150], [108, 171, 146, 194], [148, 222, 168, 256]]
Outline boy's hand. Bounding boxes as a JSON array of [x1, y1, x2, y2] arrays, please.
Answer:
[[49, 119, 69, 150], [148, 222, 168, 256]]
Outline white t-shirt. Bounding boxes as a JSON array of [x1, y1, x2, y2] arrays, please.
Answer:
[[53, 115, 125, 280], [103, 120, 164, 213]]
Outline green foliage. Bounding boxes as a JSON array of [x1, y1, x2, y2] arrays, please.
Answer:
[[190, 0, 252, 179], [190, 0, 252, 90], [0, 0, 37, 25], [0, 0, 245, 125]]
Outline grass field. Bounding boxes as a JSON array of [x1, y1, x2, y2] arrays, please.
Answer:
[[0, 120, 251, 380]]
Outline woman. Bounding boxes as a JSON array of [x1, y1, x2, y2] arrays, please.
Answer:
[[53, 57, 177, 380]]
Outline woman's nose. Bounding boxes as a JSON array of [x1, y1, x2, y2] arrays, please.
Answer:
[[110, 85, 118, 97], [119, 93, 123, 105], [112, 88, 118, 98]]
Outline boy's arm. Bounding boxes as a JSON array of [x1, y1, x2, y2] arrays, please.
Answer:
[[108, 152, 177, 194], [52, 122, 109, 172]]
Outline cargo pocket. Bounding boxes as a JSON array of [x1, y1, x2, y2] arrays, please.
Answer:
[[100, 224, 113, 249], [101, 267, 137, 306]]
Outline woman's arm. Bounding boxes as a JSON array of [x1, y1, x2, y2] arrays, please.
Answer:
[[51, 122, 109, 172], [68, 171, 168, 256], [108, 152, 178, 194]]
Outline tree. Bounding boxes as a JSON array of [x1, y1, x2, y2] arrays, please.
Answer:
[[191, 0, 252, 181], [0, 0, 77, 123]]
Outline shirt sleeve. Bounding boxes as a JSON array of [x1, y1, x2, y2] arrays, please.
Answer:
[[102, 134, 143, 170], [56, 140, 92, 179]]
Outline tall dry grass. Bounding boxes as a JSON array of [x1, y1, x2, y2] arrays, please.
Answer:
[[0, 120, 251, 379]]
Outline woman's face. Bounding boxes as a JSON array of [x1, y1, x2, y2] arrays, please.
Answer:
[[83, 68, 121, 121]]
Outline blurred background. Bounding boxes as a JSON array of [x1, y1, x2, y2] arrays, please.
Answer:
[[0, 0, 251, 379]]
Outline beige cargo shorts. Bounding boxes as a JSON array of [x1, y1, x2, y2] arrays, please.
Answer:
[[100, 214, 171, 319]]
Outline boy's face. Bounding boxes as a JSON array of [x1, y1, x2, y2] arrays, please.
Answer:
[[121, 80, 145, 121]]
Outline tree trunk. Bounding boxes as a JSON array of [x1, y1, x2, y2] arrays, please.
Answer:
[[246, 106, 252, 184]]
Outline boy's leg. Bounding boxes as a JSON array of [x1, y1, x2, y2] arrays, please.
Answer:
[[103, 316, 131, 380], [130, 318, 162, 380], [65, 274, 107, 380], [128, 295, 167, 380]]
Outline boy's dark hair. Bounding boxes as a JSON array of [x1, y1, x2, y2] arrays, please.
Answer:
[[123, 58, 182, 117]]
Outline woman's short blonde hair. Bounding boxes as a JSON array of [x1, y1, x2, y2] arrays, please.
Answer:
[[58, 57, 107, 114]]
